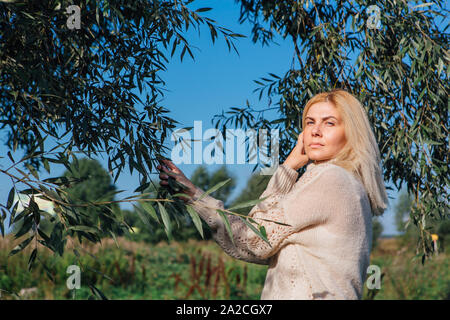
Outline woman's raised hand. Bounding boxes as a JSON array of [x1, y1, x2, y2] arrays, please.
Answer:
[[156, 159, 197, 203], [283, 131, 310, 170]]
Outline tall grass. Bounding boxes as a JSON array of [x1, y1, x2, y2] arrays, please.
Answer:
[[0, 235, 267, 299], [0, 234, 448, 300], [363, 237, 450, 300]]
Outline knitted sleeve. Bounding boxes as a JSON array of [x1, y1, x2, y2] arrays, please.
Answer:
[[186, 164, 349, 263]]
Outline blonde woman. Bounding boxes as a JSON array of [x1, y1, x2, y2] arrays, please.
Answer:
[[157, 89, 388, 300]]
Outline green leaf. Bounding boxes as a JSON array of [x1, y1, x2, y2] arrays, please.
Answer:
[[25, 163, 39, 180], [7, 151, 14, 163], [157, 202, 172, 241], [134, 182, 150, 193], [89, 284, 109, 300], [43, 158, 50, 174], [228, 196, 269, 211], [140, 201, 159, 223], [68, 226, 99, 234], [14, 216, 33, 239], [28, 248, 37, 271], [437, 58, 444, 76], [109, 230, 119, 248], [7, 187, 15, 209], [195, 7, 212, 12], [411, 2, 435, 9], [9, 235, 34, 257], [238, 216, 271, 246], [259, 218, 291, 227], [171, 193, 192, 201], [197, 178, 231, 201], [0, 210, 5, 238], [133, 204, 152, 230], [186, 205, 204, 239], [217, 209, 234, 246], [38, 228, 51, 243], [259, 225, 267, 240]]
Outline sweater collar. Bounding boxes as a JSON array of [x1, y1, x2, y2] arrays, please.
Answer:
[[306, 158, 338, 172]]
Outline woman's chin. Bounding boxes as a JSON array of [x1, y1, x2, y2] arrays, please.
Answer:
[[307, 154, 331, 163]]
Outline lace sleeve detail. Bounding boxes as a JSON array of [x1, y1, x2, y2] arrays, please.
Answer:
[[188, 164, 358, 263], [245, 195, 296, 259], [185, 164, 298, 265], [212, 215, 273, 265]]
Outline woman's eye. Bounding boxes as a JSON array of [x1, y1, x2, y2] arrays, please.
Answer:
[[306, 122, 313, 125], [327, 122, 335, 126]]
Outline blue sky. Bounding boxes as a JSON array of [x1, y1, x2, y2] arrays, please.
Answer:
[[0, 0, 416, 236]]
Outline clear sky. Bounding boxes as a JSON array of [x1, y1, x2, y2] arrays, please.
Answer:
[[0, 0, 408, 236]]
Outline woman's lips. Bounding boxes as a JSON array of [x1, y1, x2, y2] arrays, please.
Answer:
[[309, 143, 323, 148]]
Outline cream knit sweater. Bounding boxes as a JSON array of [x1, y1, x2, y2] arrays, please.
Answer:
[[186, 160, 373, 300]]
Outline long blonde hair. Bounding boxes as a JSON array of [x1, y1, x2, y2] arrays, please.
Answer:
[[301, 89, 388, 216]]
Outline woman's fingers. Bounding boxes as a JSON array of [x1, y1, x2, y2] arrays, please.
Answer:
[[157, 160, 192, 197], [157, 163, 169, 172], [159, 172, 169, 179], [161, 159, 180, 173]]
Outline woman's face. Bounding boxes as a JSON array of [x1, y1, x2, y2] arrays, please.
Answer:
[[303, 101, 347, 164]]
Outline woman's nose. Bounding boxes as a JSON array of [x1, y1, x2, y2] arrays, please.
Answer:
[[311, 124, 322, 136]]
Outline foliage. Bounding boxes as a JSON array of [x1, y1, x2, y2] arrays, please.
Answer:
[[210, 0, 449, 262], [394, 188, 449, 254], [0, 0, 247, 281], [123, 165, 237, 243], [394, 188, 416, 233], [0, 236, 267, 300], [363, 237, 450, 300], [61, 158, 122, 237], [191, 165, 237, 206]]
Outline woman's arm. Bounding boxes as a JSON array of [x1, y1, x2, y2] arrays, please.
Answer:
[[156, 159, 356, 263], [186, 164, 299, 265], [155, 132, 307, 264]]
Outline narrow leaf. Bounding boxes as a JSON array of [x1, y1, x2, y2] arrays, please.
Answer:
[[7, 187, 15, 209], [197, 178, 231, 201], [25, 163, 39, 180], [157, 202, 172, 240], [186, 205, 204, 239], [134, 182, 150, 193], [140, 201, 159, 223], [228, 196, 269, 211], [133, 204, 152, 230], [68, 226, 99, 233], [195, 7, 212, 12], [43, 158, 50, 174], [28, 248, 37, 271], [9, 235, 34, 256], [238, 216, 271, 246], [217, 210, 234, 246], [7, 151, 14, 163], [89, 284, 109, 300]]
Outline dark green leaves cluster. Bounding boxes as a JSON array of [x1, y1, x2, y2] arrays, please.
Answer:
[[0, 0, 246, 277]]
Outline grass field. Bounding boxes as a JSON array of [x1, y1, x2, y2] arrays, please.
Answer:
[[0, 234, 449, 300]]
